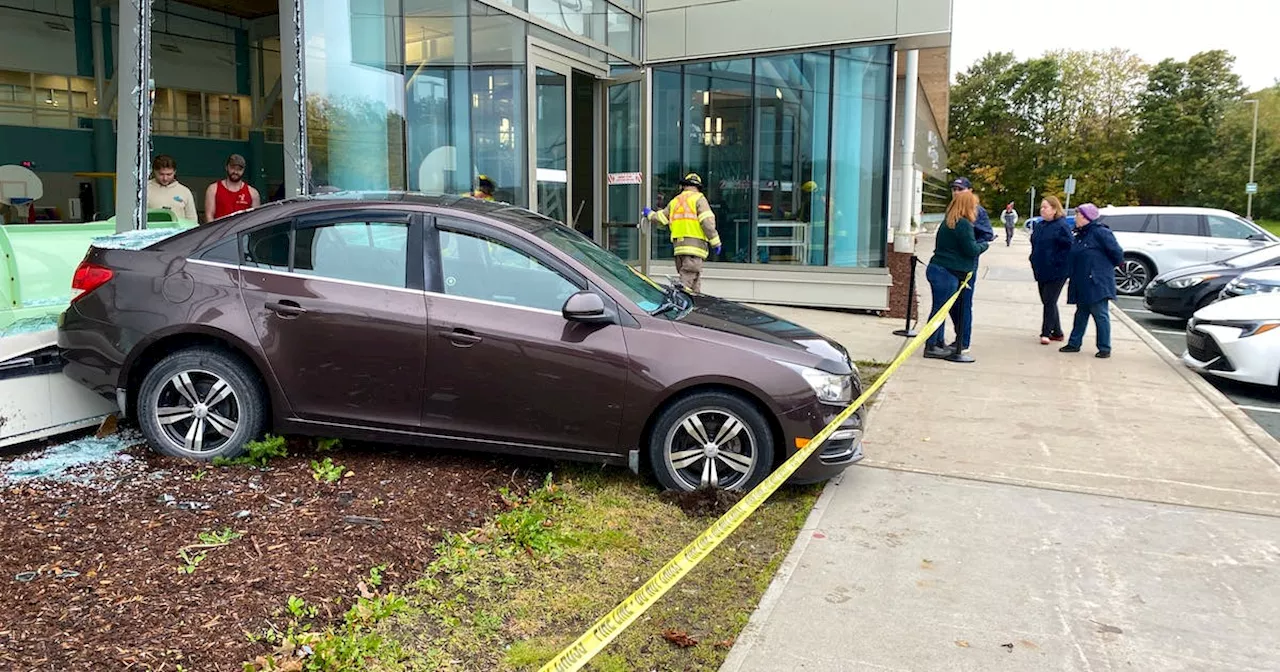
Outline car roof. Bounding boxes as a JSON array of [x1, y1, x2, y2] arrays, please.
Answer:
[[272, 191, 563, 234], [1098, 205, 1245, 218]]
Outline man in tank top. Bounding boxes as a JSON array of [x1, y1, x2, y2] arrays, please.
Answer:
[[204, 154, 261, 223]]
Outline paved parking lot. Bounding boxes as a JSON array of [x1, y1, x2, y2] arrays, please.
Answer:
[[1114, 295, 1280, 439]]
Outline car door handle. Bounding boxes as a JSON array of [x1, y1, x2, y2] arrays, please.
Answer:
[[441, 329, 482, 347], [1212, 245, 1234, 250], [265, 300, 307, 317]]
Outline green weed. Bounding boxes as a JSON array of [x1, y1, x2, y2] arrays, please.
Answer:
[[213, 434, 287, 468], [310, 457, 345, 484]]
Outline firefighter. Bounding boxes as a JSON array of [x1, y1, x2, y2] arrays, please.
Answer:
[[643, 173, 721, 293], [469, 174, 496, 201]]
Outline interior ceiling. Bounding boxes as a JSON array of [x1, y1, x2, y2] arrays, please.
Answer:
[[174, 0, 278, 19]]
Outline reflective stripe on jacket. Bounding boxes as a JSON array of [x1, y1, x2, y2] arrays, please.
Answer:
[[666, 191, 718, 259]]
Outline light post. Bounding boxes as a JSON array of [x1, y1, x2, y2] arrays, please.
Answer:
[[1244, 99, 1259, 220]]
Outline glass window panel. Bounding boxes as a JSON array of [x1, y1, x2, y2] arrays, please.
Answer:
[[242, 222, 292, 270], [471, 68, 526, 206], [753, 52, 831, 266], [406, 68, 472, 195], [605, 79, 642, 262], [405, 0, 468, 66], [528, 0, 606, 43], [650, 66, 683, 261], [1105, 214, 1148, 233], [439, 229, 579, 311], [1157, 214, 1202, 236], [606, 6, 636, 59], [526, 24, 591, 58], [534, 67, 569, 224], [294, 221, 410, 287], [471, 2, 527, 64], [304, 0, 408, 191], [829, 45, 892, 268], [612, 0, 638, 10], [1208, 215, 1256, 240]]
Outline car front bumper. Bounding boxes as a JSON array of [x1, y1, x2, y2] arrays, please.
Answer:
[[779, 400, 866, 484], [1144, 282, 1216, 318], [1182, 323, 1280, 387]]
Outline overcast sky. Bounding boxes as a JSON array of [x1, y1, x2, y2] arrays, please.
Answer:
[[951, 0, 1280, 92]]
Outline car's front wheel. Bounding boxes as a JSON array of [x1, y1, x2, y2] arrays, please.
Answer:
[[137, 347, 267, 460], [1116, 256, 1153, 296], [648, 392, 775, 492]]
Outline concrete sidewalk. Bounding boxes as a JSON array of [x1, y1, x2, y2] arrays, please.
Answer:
[[723, 231, 1280, 671]]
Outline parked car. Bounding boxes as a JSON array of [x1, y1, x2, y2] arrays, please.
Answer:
[[1022, 208, 1077, 233], [57, 193, 866, 492], [1182, 293, 1280, 388], [1143, 243, 1280, 319], [1100, 206, 1276, 296], [1220, 267, 1280, 301]]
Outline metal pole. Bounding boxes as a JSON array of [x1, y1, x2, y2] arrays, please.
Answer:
[[1029, 186, 1036, 221], [893, 255, 919, 337], [1064, 174, 1072, 214], [1246, 99, 1259, 220], [893, 49, 919, 255], [279, 0, 308, 198], [113, 0, 153, 233]]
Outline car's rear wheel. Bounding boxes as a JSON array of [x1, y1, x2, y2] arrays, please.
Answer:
[[1116, 256, 1153, 295], [648, 392, 774, 492], [137, 348, 266, 460]]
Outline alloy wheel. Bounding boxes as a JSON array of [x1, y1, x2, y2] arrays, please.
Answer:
[[1116, 259, 1149, 294], [153, 369, 241, 454], [663, 408, 758, 491]]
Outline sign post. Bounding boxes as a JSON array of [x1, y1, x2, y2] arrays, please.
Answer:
[[1063, 175, 1077, 213]]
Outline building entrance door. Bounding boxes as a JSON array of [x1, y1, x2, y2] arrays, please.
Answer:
[[601, 71, 648, 268], [528, 51, 573, 226]]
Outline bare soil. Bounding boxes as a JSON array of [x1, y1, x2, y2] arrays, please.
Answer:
[[0, 436, 542, 671]]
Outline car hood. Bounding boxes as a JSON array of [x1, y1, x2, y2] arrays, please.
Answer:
[[672, 295, 852, 374], [1155, 261, 1234, 283], [1193, 293, 1280, 321], [1236, 267, 1280, 284]]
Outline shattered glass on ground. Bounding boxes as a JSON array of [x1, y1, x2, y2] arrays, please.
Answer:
[[90, 227, 183, 251], [1, 314, 59, 337], [1, 429, 143, 483]]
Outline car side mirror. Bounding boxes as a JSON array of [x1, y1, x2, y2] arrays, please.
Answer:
[[1247, 233, 1269, 243], [563, 291, 610, 323]]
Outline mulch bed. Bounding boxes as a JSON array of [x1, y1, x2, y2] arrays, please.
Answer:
[[0, 435, 543, 671]]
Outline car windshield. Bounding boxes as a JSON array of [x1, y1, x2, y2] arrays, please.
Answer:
[[533, 224, 668, 312], [1224, 244, 1280, 268]]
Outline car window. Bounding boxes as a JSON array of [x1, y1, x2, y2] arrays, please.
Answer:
[[242, 221, 291, 271], [1207, 215, 1256, 240], [1156, 214, 1202, 237], [293, 221, 409, 288], [438, 229, 580, 312], [1103, 214, 1148, 233]]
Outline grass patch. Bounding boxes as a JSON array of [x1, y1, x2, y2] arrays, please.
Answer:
[[1257, 220, 1280, 237], [854, 359, 890, 389], [362, 470, 821, 671]]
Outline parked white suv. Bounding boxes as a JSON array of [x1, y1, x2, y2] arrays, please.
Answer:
[[1101, 206, 1277, 295]]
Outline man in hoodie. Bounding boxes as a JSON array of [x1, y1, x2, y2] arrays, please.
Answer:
[[949, 177, 994, 351], [145, 155, 199, 222], [1001, 203, 1019, 246]]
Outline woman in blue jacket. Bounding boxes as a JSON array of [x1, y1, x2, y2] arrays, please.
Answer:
[[1061, 203, 1125, 358], [1029, 195, 1073, 344]]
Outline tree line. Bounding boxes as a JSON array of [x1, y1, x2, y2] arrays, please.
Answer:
[[949, 49, 1278, 221]]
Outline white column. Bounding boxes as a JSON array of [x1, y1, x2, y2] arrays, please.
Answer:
[[280, 0, 308, 197], [113, 0, 154, 233], [893, 49, 919, 254]]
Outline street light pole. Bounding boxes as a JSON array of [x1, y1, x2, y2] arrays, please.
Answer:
[[1245, 99, 1259, 220]]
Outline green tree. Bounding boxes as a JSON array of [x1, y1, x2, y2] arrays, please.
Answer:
[[1199, 83, 1280, 219]]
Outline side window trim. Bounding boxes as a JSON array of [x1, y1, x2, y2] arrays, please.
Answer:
[[238, 212, 422, 291]]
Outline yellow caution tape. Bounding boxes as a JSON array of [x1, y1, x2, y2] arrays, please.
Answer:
[[540, 273, 973, 672]]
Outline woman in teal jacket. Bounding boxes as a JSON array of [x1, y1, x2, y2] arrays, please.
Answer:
[[925, 191, 988, 363]]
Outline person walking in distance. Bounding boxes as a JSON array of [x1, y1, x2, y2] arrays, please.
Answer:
[[205, 154, 260, 223], [1060, 203, 1124, 358], [948, 177, 994, 352], [146, 154, 198, 222], [923, 190, 988, 363], [1029, 196, 1073, 344], [643, 173, 722, 293], [1001, 203, 1019, 246]]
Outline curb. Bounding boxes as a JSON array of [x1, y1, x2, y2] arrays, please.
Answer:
[[720, 349, 907, 672], [1110, 304, 1280, 467]]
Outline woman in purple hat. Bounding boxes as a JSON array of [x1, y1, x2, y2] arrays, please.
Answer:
[[1061, 203, 1125, 358]]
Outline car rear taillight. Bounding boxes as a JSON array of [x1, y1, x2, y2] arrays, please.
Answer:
[[70, 261, 114, 302]]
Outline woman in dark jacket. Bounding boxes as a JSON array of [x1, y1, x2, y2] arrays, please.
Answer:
[[925, 191, 988, 363], [1029, 195, 1073, 344], [1061, 203, 1125, 358]]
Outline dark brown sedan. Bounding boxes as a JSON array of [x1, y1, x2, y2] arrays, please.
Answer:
[[58, 194, 865, 491]]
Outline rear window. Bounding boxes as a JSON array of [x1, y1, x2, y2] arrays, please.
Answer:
[[1156, 214, 1202, 236], [1104, 214, 1148, 233]]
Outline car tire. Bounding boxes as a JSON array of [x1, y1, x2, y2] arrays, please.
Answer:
[[137, 347, 267, 461], [1116, 255, 1154, 296], [647, 391, 775, 492]]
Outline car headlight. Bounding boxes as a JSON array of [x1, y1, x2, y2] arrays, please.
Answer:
[[777, 361, 853, 404], [1215, 320, 1280, 338], [1167, 274, 1219, 289]]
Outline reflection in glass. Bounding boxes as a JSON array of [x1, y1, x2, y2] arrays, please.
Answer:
[[650, 66, 684, 261], [606, 5, 638, 59], [830, 46, 892, 268], [683, 59, 753, 264], [528, 0, 605, 43], [605, 79, 642, 262], [405, 0, 471, 195], [472, 68, 525, 206], [534, 67, 569, 225], [304, 0, 407, 191]]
